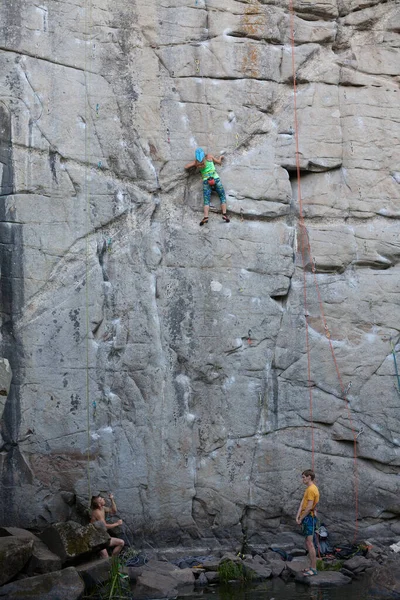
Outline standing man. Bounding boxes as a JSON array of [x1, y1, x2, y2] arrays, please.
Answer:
[[296, 469, 320, 576], [184, 148, 230, 226], [90, 493, 125, 558]]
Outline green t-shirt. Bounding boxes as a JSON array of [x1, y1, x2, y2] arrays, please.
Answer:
[[199, 159, 219, 181]]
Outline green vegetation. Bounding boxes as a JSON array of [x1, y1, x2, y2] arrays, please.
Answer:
[[108, 557, 130, 599], [218, 559, 252, 584], [84, 556, 131, 600], [316, 558, 344, 572]]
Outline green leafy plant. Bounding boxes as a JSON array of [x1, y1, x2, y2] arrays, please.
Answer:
[[316, 558, 343, 572], [108, 557, 128, 599], [218, 559, 251, 583], [84, 556, 131, 600]]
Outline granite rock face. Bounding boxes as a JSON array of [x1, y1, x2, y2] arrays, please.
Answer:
[[0, 0, 399, 547]]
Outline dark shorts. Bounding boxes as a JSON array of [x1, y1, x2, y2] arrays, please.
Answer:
[[301, 515, 318, 538]]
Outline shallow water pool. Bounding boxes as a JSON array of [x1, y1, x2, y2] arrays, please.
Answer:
[[179, 578, 382, 600]]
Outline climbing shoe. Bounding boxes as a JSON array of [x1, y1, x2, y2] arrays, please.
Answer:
[[200, 217, 209, 226], [222, 214, 230, 223]]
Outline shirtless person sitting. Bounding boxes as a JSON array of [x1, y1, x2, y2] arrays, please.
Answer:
[[90, 493, 125, 558]]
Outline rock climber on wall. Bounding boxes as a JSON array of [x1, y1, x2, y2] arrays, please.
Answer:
[[185, 148, 230, 226]]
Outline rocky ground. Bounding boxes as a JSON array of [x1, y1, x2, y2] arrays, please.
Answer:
[[1, 520, 400, 598]]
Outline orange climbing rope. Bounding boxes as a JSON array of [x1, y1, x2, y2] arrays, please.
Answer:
[[288, 0, 359, 541]]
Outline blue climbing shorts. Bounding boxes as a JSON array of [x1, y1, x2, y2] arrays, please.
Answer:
[[203, 178, 226, 206], [301, 515, 318, 538]]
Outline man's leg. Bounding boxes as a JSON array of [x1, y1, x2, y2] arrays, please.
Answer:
[[100, 548, 108, 559], [306, 535, 317, 570], [109, 537, 125, 556]]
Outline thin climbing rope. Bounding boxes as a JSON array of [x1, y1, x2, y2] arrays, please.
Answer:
[[84, 0, 93, 507], [288, 0, 359, 541], [288, 0, 314, 470], [390, 338, 400, 394]]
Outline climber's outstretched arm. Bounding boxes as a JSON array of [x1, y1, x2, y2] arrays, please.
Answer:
[[184, 160, 197, 170], [210, 155, 224, 165]]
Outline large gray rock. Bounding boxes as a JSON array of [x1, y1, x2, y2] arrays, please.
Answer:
[[40, 521, 109, 563], [242, 556, 272, 580], [343, 555, 371, 574], [201, 558, 221, 571], [126, 559, 195, 590], [295, 571, 352, 587], [25, 540, 63, 576], [205, 571, 220, 583], [0, 537, 34, 585], [0, 0, 399, 552], [369, 559, 400, 598], [0, 527, 62, 575], [134, 570, 179, 599], [76, 557, 111, 589], [0, 566, 84, 600], [267, 559, 286, 578]]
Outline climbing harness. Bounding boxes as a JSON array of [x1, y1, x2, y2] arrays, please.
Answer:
[[288, 0, 359, 541]]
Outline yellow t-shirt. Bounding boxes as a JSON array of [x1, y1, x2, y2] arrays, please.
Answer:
[[301, 483, 319, 517]]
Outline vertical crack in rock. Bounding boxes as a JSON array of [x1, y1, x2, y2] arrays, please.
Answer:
[[0, 104, 32, 524]]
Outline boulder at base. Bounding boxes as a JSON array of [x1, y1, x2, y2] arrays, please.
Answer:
[[342, 555, 371, 575], [0, 537, 34, 585], [40, 521, 109, 563], [369, 559, 400, 598], [76, 557, 111, 589], [0, 566, 84, 599], [134, 570, 178, 599], [242, 556, 272, 580], [132, 559, 196, 598], [295, 571, 352, 587], [0, 526, 62, 574]]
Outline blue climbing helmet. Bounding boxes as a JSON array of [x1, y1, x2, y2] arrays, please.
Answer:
[[195, 148, 205, 162]]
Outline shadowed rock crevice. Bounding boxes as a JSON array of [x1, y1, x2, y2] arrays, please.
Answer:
[[0, 104, 29, 523]]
